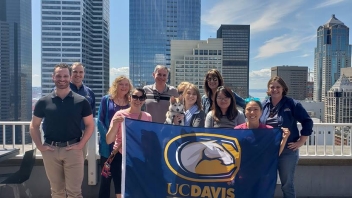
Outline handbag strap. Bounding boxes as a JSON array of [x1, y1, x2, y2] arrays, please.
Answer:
[[112, 111, 143, 154]]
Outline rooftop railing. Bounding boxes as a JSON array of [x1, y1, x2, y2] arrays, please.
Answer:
[[1, 121, 352, 185]]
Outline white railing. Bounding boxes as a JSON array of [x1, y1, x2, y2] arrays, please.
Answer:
[[1, 121, 352, 185]]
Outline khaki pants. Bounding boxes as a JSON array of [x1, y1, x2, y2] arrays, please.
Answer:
[[42, 144, 84, 198]]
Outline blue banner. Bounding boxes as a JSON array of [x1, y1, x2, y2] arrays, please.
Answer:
[[122, 118, 282, 198]]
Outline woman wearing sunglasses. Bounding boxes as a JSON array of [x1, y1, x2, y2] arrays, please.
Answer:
[[202, 69, 246, 115], [106, 88, 152, 198], [205, 86, 245, 128], [235, 97, 290, 155]]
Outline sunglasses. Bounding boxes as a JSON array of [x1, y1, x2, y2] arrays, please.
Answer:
[[207, 77, 218, 82], [131, 95, 146, 101]]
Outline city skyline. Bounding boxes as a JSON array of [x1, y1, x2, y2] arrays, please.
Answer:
[[31, 0, 352, 89]]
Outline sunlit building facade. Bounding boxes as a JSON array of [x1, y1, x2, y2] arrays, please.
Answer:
[[314, 14, 351, 102], [41, 0, 110, 112], [170, 39, 223, 95], [129, 0, 201, 87]]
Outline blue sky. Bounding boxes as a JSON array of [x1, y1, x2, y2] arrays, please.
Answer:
[[32, 0, 352, 89]]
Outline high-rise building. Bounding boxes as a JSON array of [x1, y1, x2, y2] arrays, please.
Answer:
[[129, 0, 201, 87], [325, 75, 352, 123], [217, 25, 250, 98], [170, 39, 223, 95], [341, 67, 352, 82], [0, 0, 32, 121], [41, 0, 110, 112], [314, 14, 352, 102], [271, 66, 308, 100]]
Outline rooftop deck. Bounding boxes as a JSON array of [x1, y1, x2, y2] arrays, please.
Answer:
[[1, 121, 352, 197]]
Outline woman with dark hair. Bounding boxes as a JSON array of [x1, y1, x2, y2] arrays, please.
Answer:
[[106, 88, 152, 198], [201, 69, 246, 115], [235, 97, 290, 155], [260, 76, 313, 198], [205, 86, 245, 128]]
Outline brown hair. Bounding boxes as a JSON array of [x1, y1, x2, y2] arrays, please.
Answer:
[[266, 76, 289, 96], [53, 63, 71, 75], [212, 86, 238, 122], [108, 75, 133, 101], [183, 83, 202, 110], [204, 69, 224, 98]]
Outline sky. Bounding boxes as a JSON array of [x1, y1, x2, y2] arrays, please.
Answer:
[[31, 0, 352, 89]]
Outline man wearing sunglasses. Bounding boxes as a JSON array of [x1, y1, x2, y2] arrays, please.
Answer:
[[143, 65, 179, 123]]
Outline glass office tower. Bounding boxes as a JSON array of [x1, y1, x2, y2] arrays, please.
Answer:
[[0, 0, 32, 121], [41, 0, 110, 113], [314, 14, 351, 102], [129, 0, 201, 87], [217, 25, 250, 98]]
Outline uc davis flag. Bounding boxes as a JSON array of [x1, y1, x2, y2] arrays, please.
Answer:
[[121, 118, 282, 198]]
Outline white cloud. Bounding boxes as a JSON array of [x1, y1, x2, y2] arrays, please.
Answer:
[[202, 0, 303, 34], [255, 34, 314, 59], [313, 0, 345, 9], [110, 67, 129, 85], [249, 68, 271, 89], [299, 54, 310, 57]]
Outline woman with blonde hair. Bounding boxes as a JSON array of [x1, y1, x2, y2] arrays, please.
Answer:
[[97, 75, 133, 198]]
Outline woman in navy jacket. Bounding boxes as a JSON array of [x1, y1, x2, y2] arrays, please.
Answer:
[[260, 76, 313, 198], [201, 69, 245, 115]]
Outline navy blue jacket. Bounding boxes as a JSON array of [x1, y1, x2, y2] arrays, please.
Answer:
[[70, 82, 96, 117], [260, 96, 313, 144], [201, 91, 246, 115]]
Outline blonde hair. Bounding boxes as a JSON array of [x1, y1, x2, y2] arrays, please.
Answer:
[[108, 75, 133, 101], [183, 83, 202, 110]]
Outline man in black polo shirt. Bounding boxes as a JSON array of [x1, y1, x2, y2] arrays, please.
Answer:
[[30, 63, 94, 198]]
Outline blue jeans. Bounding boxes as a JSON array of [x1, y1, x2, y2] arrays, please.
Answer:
[[278, 148, 299, 198]]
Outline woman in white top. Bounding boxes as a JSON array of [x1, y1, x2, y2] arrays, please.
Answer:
[[205, 86, 245, 128]]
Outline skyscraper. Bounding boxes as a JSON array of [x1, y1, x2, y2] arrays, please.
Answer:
[[217, 25, 250, 98], [314, 14, 352, 102], [129, 0, 201, 87], [0, 0, 32, 121], [271, 66, 308, 100], [41, 0, 110, 112]]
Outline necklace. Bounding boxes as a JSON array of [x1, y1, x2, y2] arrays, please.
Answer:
[[113, 97, 126, 107]]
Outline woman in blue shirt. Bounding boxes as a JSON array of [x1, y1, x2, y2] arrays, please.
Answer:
[[260, 76, 313, 198], [97, 75, 133, 198], [201, 69, 245, 115]]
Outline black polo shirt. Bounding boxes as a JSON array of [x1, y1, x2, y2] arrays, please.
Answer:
[[33, 91, 92, 142]]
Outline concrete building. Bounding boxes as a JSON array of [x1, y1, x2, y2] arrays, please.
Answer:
[[217, 25, 250, 98], [307, 81, 314, 101], [325, 74, 352, 123], [341, 67, 352, 82], [129, 0, 201, 87], [314, 14, 352, 102], [271, 66, 308, 100], [300, 101, 324, 122], [170, 39, 223, 95], [41, 0, 110, 112]]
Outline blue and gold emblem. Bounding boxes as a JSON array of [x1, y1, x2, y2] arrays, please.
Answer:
[[164, 133, 241, 182]]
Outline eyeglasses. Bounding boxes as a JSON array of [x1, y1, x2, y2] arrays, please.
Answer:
[[207, 77, 218, 82], [244, 97, 261, 103], [131, 95, 146, 101], [216, 97, 230, 101]]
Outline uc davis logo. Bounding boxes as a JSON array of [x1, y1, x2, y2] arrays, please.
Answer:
[[164, 133, 241, 182]]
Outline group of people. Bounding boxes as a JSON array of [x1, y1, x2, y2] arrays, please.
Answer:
[[30, 63, 313, 198]]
